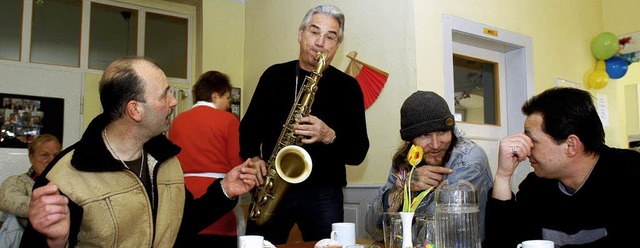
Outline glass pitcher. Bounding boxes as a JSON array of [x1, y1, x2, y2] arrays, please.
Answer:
[[434, 179, 481, 248]]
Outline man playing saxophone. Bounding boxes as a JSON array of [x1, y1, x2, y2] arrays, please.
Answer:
[[240, 4, 370, 245]]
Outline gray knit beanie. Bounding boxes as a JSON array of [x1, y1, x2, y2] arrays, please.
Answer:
[[400, 91, 455, 141]]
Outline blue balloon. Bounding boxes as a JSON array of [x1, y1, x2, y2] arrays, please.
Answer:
[[605, 56, 629, 79]]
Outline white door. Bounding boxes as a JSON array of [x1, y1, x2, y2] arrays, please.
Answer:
[[442, 15, 534, 189], [453, 42, 507, 177]]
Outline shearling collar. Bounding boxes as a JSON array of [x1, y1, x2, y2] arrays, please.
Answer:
[[69, 113, 181, 173]]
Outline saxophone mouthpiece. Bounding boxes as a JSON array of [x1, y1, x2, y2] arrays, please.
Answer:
[[314, 52, 328, 74], [316, 52, 327, 61]]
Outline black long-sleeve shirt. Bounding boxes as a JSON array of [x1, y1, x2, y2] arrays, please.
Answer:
[[483, 145, 640, 247], [239, 60, 369, 188]]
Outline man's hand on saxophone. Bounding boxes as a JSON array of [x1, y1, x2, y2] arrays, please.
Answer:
[[250, 156, 267, 185], [294, 115, 337, 145]]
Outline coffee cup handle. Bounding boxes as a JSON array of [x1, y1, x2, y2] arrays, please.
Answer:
[[330, 231, 337, 240], [516, 244, 523, 248]]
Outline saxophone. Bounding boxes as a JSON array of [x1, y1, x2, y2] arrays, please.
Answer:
[[249, 52, 328, 226]]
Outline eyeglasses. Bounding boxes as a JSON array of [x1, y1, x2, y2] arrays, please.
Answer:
[[305, 26, 338, 44]]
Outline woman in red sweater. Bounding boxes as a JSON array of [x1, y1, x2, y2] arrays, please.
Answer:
[[169, 71, 243, 247]]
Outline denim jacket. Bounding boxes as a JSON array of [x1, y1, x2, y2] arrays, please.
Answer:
[[365, 128, 493, 241]]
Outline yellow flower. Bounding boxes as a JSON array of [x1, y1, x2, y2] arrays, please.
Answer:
[[402, 145, 433, 212], [408, 144, 423, 166]]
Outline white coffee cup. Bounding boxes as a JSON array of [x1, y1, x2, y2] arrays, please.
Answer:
[[238, 235, 264, 248], [330, 222, 356, 247], [516, 240, 554, 248]]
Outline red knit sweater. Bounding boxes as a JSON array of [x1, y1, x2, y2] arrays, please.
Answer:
[[169, 105, 243, 236]]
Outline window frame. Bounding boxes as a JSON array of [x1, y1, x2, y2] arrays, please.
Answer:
[[0, 0, 192, 83]]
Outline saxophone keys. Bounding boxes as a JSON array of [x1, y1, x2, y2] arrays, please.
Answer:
[[250, 208, 261, 218], [259, 195, 269, 204], [265, 177, 274, 190]]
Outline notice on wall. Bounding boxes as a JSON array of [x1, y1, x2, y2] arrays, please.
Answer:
[[596, 93, 609, 126]]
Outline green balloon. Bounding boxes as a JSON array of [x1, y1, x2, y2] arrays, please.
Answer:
[[591, 32, 619, 60]]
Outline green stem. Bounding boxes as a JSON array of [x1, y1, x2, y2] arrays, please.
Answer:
[[408, 166, 415, 194], [403, 166, 416, 212]]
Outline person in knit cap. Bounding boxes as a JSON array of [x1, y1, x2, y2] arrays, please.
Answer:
[[365, 90, 494, 242]]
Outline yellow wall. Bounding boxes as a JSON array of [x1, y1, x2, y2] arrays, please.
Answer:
[[603, 0, 640, 35], [200, 1, 245, 95]]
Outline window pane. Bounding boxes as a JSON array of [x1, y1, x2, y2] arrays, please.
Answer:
[[0, 0, 23, 61], [30, 0, 81, 67], [453, 54, 498, 125], [89, 3, 138, 70], [145, 12, 187, 79]]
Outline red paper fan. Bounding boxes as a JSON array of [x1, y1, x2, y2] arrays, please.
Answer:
[[355, 65, 388, 109], [345, 52, 389, 110]]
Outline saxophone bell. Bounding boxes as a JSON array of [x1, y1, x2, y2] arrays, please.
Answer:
[[275, 145, 312, 183]]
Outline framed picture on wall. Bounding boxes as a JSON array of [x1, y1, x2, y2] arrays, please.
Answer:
[[230, 87, 241, 119], [0, 93, 64, 148]]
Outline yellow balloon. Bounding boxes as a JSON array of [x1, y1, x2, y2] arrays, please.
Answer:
[[595, 60, 606, 71], [587, 70, 609, 89]]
